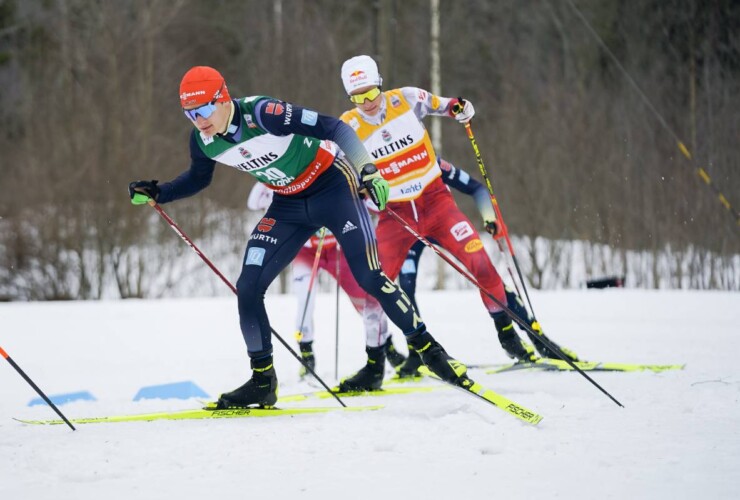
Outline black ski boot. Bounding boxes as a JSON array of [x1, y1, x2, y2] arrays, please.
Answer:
[[526, 322, 579, 361], [298, 341, 316, 378], [396, 347, 423, 378], [382, 335, 406, 368], [493, 312, 538, 362], [407, 330, 468, 385], [216, 356, 278, 409], [337, 346, 385, 392]]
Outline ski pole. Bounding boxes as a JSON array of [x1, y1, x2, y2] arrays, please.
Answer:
[[1, 345, 76, 430], [453, 107, 537, 319], [334, 245, 341, 380], [454, 107, 557, 345], [147, 200, 346, 407], [456, 110, 580, 362], [296, 228, 327, 340], [385, 207, 624, 408]]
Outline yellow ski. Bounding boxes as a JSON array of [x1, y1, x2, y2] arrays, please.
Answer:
[[483, 359, 685, 375], [417, 367, 543, 425], [15, 405, 383, 425]]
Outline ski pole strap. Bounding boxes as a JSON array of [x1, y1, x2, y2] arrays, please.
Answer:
[[452, 97, 465, 116]]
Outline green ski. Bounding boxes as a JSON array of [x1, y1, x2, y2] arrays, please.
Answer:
[[482, 359, 686, 375], [15, 405, 383, 426], [316, 385, 443, 399], [203, 384, 446, 409], [416, 367, 543, 425]]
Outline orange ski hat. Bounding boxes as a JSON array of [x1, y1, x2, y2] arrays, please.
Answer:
[[179, 66, 230, 107]]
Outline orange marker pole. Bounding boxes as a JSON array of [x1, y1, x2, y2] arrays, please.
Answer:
[[1, 346, 76, 430], [297, 228, 327, 339]]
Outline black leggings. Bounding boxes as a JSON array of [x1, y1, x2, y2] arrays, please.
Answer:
[[236, 159, 423, 359]]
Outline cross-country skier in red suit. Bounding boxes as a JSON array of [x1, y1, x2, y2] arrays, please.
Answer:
[[340, 55, 554, 377]]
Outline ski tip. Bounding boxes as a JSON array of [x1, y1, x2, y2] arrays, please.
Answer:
[[13, 417, 40, 425], [13, 417, 67, 426], [502, 401, 544, 426]]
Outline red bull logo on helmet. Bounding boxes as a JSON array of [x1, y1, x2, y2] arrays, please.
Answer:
[[349, 70, 367, 85]]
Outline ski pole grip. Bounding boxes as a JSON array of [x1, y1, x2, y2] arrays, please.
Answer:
[[452, 96, 465, 115]]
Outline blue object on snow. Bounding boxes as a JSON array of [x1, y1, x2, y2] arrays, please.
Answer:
[[133, 381, 209, 401], [28, 390, 97, 407]]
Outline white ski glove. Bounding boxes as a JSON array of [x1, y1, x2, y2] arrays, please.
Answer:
[[453, 99, 475, 123], [247, 182, 274, 211]]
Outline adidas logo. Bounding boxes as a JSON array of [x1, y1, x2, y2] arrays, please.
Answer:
[[342, 220, 357, 234]]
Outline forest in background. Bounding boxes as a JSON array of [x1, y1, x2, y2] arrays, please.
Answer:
[[0, 0, 738, 300]]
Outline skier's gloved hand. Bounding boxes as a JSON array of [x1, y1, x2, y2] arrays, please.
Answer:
[[484, 219, 506, 240], [360, 164, 389, 210], [128, 180, 160, 205], [452, 98, 475, 124]]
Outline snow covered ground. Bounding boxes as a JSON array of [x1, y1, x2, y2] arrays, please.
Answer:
[[1, 289, 738, 499]]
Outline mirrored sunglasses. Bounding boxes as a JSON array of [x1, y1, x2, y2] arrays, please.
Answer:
[[349, 87, 381, 104], [183, 81, 225, 121], [183, 102, 218, 121]]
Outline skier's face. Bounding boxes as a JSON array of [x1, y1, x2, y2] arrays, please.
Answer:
[[350, 86, 382, 116], [184, 101, 232, 137]]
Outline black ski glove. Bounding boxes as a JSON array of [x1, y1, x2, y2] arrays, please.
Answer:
[[360, 164, 389, 210], [128, 180, 160, 205]]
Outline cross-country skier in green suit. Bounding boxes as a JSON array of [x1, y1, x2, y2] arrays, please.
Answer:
[[128, 66, 470, 408]]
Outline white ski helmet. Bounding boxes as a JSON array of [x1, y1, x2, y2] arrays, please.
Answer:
[[341, 55, 383, 94]]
